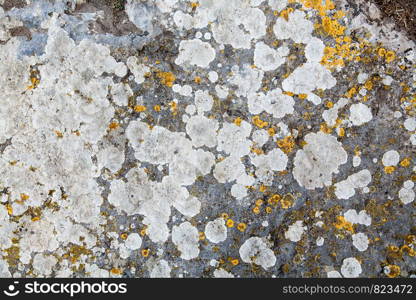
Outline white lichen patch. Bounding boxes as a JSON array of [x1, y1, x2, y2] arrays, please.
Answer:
[[399, 180, 415, 205], [127, 56, 150, 84], [285, 220, 306, 242], [194, 90, 214, 114], [341, 257, 362, 278], [334, 169, 372, 199], [344, 209, 372, 226], [293, 132, 348, 190], [204, 218, 227, 244], [254, 41, 289, 71], [239, 237, 276, 270], [230, 64, 264, 98], [186, 115, 218, 148], [125, 233, 143, 250], [213, 268, 235, 278], [251, 149, 288, 182], [149, 260, 171, 278], [273, 10, 313, 44], [0, 0, 414, 279], [352, 232, 369, 252], [175, 39, 215, 68], [349, 103, 373, 126], [322, 98, 348, 127], [282, 62, 336, 97], [172, 222, 200, 260], [248, 88, 295, 118], [217, 121, 252, 158], [382, 150, 400, 167], [327, 270, 342, 278]]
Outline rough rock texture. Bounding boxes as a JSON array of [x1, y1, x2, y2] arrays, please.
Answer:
[[0, 0, 415, 278]]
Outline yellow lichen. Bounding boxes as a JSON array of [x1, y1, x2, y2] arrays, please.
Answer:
[[385, 265, 400, 278], [237, 223, 247, 232], [384, 166, 396, 174], [134, 105, 147, 112], [333, 216, 354, 233], [234, 117, 242, 126], [157, 71, 176, 87], [141, 249, 150, 257], [277, 136, 295, 153], [252, 116, 269, 128], [400, 158, 411, 167]]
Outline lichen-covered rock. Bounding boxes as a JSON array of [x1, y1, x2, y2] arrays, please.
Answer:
[[0, 0, 414, 278]]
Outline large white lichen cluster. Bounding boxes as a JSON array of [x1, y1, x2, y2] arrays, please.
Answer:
[[0, 0, 414, 278]]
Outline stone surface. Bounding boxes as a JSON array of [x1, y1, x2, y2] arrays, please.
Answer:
[[0, 0, 414, 278]]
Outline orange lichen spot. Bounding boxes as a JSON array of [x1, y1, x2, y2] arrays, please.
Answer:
[[280, 7, 294, 21], [255, 199, 264, 206], [252, 206, 260, 214], [400, 158, 411, 167], [134, 105, 147, 112], [337, 127, 345, 137], [153, 105, 161, 112], [54, 130, 63, 138], [320, 123, 333, 134], [199, 232, 205, 241], [385, 265, 400, 278], [237, 223, 247, 232], [231, 259, 239, 266], [6, 204, 13, 215], [325, 101, 334, 108], [108, 121, 119, 130], [194, 76, 202, 84], [268, 127, 276, 136], [20, 193, 29, 201], [252, 116, 268, 128], [120, 233, 128, 240], [226, 219, 234, 228], [385, 51, 396, 63], [268, 194, 281, 206], [333, 216, 354, 233], [283, 91, 294, 97], [298, 93, 308, 100], [384, 166, 396, 174], [251, 147, 264, 155], [110, 268, 122, 275], [27, 75, 40, 90], [157, 71, 176, 87], [321, 16, 345, 37], [265, 206, 273, 214], [190, 2, 199, 8], [259, 185, 267, 193], [277, 136, 295, 153], [345, 87, 357, 98], [234, 117, 242, 126], [364, 80, 373, 90], [141, 249, 150, 257], [401, 245, 416, 257], [377, 48, 386, 57], [31, 216, 40, 222], [221, 213, 229, 219], [140, 228, 147, 236]]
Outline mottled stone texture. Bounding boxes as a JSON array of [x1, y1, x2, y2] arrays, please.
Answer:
[[0, 0, 414, 278]]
